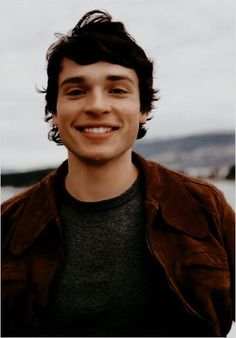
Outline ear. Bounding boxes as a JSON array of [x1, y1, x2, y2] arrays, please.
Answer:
[[139, 112, 148, 124], [52, 113, 58, 126]]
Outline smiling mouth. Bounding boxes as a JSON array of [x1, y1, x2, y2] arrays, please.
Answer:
[[77, 126, 119, 134]]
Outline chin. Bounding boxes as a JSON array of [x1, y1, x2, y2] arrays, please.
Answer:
[[68, 143, 131, 166], [76, 150, 115, 166]]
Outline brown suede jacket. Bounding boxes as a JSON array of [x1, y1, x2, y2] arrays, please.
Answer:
[[1, 152, 235, 337]]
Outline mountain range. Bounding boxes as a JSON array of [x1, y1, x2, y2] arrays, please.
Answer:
[[134, 131, 234, 176]]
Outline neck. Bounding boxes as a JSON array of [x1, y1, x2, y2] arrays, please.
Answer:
[[65, 151, 138, 202]]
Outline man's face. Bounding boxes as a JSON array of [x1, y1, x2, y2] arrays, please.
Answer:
[[53, 59, 147, 164]]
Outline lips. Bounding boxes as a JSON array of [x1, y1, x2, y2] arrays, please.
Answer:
[[76, 124, 120, 134], [83, 127, 112, 134]]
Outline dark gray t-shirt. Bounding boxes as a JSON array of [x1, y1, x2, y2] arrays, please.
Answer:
[[50, 177, 153, 336], [49, 176, 214, 337]]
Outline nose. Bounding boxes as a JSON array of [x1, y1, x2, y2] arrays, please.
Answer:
[[84, 89, 111, 116]]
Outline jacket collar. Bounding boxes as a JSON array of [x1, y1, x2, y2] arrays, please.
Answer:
[[9, 152, 208, 255]]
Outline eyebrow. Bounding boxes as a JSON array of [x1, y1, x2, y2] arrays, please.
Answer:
[[106, 75, 134, 84], [60, 76, 85, 88], [60, 75, 134, 88]]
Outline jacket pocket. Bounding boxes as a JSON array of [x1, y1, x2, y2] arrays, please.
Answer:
[[176, 252, 230, 290]]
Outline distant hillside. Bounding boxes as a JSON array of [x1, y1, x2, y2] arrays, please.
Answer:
[[1, 168, 55, 187], [134, 131, 234, 173], [1, 131, 235, 187]]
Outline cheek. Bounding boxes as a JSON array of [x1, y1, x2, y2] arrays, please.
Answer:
[[124, 100, 141, 118], [127, 109, 143, 131], [56, 101, 74, 122]]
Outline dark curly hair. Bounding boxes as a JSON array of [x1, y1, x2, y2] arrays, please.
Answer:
[[41, 10, 159, 144]]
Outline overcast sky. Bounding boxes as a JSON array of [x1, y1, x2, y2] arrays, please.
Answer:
[[1, 0, 235, 170]]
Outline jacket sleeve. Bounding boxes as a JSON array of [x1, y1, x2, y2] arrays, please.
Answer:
[[219, 192, 235, 320], [1, 198, 28, 336]]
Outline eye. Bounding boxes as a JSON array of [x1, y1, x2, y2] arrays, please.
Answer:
[[110, 88, 128, 94], [67, 88, 86, 96]]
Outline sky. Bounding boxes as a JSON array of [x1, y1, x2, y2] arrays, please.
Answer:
[[1, 0, 235, 171]]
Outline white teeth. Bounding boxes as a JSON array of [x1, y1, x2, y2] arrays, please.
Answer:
[[83, 127, 112, 134]]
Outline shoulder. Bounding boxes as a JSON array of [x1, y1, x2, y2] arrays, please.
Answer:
[[148, 159, 227, 214], [1, 182, 42, 217], [143, 156, 228, 218], [134, 151, 227, 212], [1, 166, 59, 226], [1, 167, 61, 252], [148, 159, 235, 241], [1, 162, 66, 217], [1, 182, 43, 250], [1, 165, 65, 254]]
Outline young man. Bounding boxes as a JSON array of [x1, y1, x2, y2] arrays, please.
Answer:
[[1, 10, 234, 337]]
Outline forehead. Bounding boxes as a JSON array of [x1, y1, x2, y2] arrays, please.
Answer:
[[58, 58, 139, 85]]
